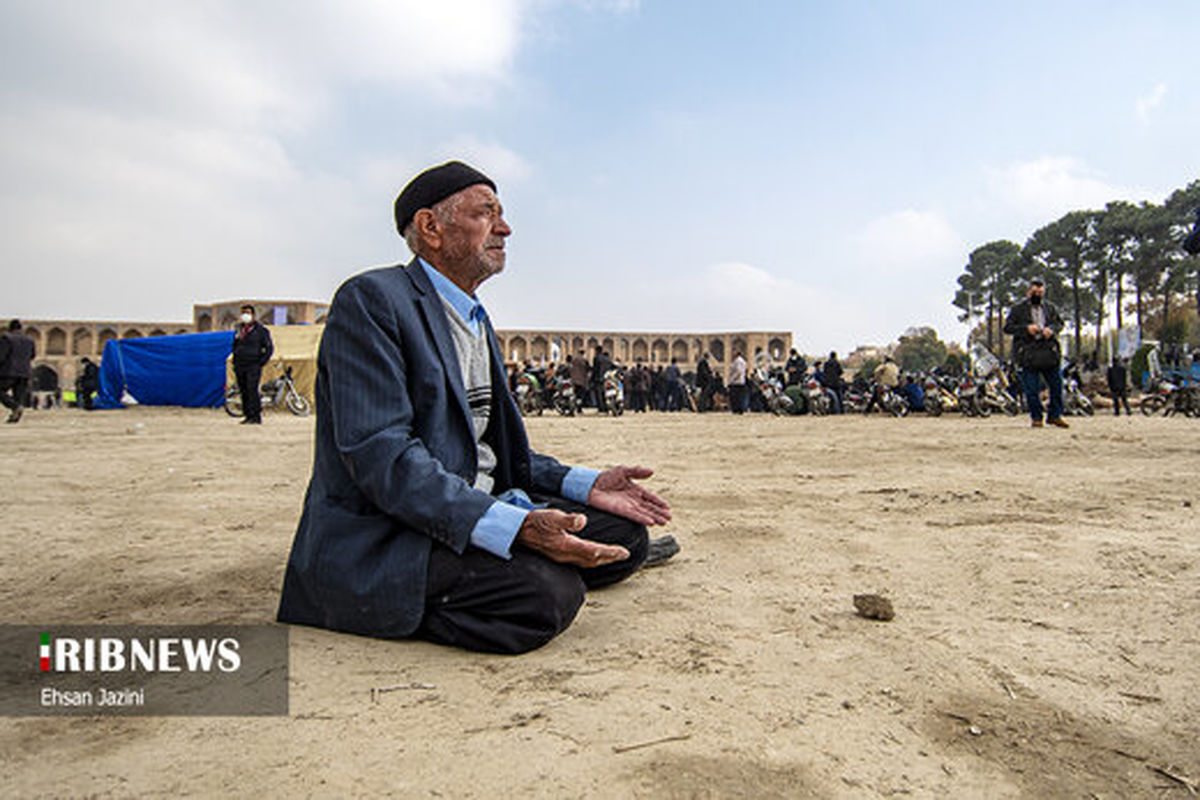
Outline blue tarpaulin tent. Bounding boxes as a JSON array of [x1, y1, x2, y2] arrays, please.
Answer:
[[95, 331, 235, 409]]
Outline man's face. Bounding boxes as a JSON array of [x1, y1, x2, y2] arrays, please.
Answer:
[[437, 184, 511, 285], [1028, 284, 1045, 300]]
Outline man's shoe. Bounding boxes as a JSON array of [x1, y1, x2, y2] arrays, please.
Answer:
[[1049, 417, 1070, 428], [6, 407, 22, 423], [643, 535, 680, 568], [1031, 419, 1043, 428]]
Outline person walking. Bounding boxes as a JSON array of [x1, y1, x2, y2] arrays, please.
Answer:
[[0, 320, 36, 423], [1004, 277, 1068, 428], [231, 304, 274, 424]]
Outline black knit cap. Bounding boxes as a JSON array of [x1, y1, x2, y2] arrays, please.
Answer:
[[393, 161, 496, 236]]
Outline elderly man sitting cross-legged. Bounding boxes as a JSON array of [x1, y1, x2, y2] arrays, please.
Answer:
[[277, 161, 679, 654]]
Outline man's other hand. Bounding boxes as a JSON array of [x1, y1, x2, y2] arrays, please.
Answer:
[[516, 509, 629, 567], [587, 465, 672, 526]]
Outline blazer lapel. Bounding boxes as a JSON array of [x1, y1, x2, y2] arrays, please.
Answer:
[[404, 259, 473, 429]]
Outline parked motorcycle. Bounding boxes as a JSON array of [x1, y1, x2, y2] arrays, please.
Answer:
[[957, 374, 989, 417], [515, 371, 543, 416], [804, 378, 832, 415], [225, 365, 311, 417], [1062, 373, 1095, 416], [549, 374, 581, 416], [981, 371, 1021, 417], [751, 371, 794, 416], [603, 368, 625, 416], [1140, 375, 1198, 417], [922, 375, 959, 416]]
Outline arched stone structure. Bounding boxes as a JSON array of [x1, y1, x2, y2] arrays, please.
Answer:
[[47, 327, 67, 355], [123, 328, 143, 339], [632, 338, 648, 362], [530, 336, 548, 361], [32, 364, 59, 392], [651, 338, 668, 363], [71, 328, 92, 355], [671, 338, 688, 363], [509, 336, 527, 363]]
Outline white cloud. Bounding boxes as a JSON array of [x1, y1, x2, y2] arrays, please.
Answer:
[[984, 156, 1158, 220], [1135, 82, 1168, 122], [670, 262, 861, 350], [856, 210, 963, 273], [0, 1, 535, 320], [436, 136, 533, 184]]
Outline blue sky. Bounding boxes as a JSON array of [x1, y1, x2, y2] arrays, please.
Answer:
[[2, 1, 1197, 354]]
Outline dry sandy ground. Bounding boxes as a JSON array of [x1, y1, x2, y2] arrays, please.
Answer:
[[1, 406, 1198, 798]]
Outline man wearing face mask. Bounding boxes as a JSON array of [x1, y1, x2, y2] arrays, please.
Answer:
[[1003, 277, 1067, 428], [231, 304, 274, 424]]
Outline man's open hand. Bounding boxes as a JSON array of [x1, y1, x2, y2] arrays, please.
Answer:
[[516, 509, 630, 567], [587, 466, 672, 526]]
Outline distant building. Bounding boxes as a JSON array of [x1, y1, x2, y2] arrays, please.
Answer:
[[497, 329, 792, 371], [11, 298, 790, 401], [192, 299, 330, 331]]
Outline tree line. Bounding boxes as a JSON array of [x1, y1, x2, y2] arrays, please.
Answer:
[[952, 180, 1200, 361]]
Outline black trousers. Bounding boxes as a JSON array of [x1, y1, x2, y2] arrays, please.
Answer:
[[235, 364, 263, 421], [0, 377, 29, 411], [1111, 389, 1131, 415], [415, 498, 648, 654], [729, 384, 747, 413]]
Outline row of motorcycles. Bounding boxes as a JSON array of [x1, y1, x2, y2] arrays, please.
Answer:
[[512, 362, 1102, 420], [747, 367, 1096, 418], [514, 368, 625, 417]]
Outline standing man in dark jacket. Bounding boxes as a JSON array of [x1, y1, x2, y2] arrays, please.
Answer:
[[0, 320, 36, 423], [569, 350, 590, 410], [822, 352, 844, 413], [1003, 277, 1067, 428], [1106, 357, 1131, 416], [231, 304, 274, 424], [591, 346, 612, 413], [695, 352, 714, 412]]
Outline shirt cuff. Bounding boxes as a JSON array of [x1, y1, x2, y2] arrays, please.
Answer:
[[560, 466, 600, 505], [469, 501, 528, 560]]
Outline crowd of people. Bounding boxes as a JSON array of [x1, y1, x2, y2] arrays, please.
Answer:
[[507, 336, 1200, 421]]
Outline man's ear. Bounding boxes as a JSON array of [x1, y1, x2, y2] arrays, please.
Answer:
[[412, 209, 441, 251]]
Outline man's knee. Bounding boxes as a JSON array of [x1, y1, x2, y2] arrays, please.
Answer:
[[419, 553, 586, 655]]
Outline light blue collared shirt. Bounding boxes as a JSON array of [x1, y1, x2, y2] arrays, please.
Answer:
[[419, 259, 599, 558]]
